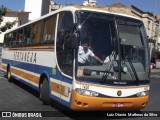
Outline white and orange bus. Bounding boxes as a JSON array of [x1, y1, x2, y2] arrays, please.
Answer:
[[1, 6, 150, 110]]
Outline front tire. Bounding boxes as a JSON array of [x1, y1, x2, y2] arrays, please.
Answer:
[[40, 78, 50, 105]]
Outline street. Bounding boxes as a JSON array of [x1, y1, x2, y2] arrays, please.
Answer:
[[0, 67, 160, 120]]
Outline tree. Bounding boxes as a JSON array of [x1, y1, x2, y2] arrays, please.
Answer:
[[0, 5, 17, 32]]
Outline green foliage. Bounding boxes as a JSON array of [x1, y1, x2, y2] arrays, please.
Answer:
[[0, 5, 7, 23], [0, 6, 7, 16], [0, 20, 17, 32], [0, 25, 7, 32], [6, 20, 17, 28], [0, 5, 17, 32]]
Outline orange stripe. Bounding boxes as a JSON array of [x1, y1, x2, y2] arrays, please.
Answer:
[[11, 68, 39, 84], [11, 50, 54, 52], [1, 64, 7, 71], [51, 82, 61, 94], [3, 45, 55, 52], [8, 45, 54, 49], [51, 82, 70, 97]]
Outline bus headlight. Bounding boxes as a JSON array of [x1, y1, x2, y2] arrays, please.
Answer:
[[75, 88, 99, 97], [136, 91, 149, 97]]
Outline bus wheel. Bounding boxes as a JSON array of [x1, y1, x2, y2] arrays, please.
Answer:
[[7, 66, 12, 82], [40, 78, 50, 105]]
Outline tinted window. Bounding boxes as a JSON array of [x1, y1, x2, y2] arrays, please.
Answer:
[[43, 15, 57, 43], [16, 29, 23, 45], [56, 12, 74, 76], [24, 26, 32, 45], [32, 21, 42, 43]]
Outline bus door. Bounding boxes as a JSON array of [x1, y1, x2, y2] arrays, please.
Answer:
[[56, 11, 74, 105]]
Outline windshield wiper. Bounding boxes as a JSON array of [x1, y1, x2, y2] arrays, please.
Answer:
[[121, 44, 140, 85], [101, 52, 116, 84], [126, 56, 139, 85]]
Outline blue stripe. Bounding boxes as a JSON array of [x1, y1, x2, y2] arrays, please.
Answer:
[[2, 59, 72, 84], [50, 94, 60, 103], [50, 94, 71, 108], [3, 58, 52, 74]]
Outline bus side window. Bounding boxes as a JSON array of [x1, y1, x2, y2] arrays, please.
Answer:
[[32, 21, 42, 44], [56, 11, 74, 77], [12, 31, 17, 47], [24, 26, 31, 45], [8, 33, 12, 47], [4, 34, 9, 48], [16, 29, 23, 45], [43, 15, 56, 43]]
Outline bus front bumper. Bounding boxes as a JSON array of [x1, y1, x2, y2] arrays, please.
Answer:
[[71, 90, 148, 111]]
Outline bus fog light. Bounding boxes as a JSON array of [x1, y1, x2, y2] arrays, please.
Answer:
[[75, 88, 99, 97]]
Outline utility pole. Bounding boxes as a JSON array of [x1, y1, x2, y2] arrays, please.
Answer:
[[154, 0, 158, 50]]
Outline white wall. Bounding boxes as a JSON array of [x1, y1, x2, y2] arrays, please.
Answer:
[[25, 0, 42, 21]]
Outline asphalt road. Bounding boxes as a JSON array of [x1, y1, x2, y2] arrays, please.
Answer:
[[0, 67, 160, 120]]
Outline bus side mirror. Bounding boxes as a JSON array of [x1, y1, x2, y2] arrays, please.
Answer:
[[70, 33, 79, 49]]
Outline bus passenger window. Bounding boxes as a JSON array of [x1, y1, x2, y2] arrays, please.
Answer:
[[4, 34, 9, 47], [32, 21, 42, 44], [8, 33, 13, 47], [43, 15, 56, 42], [12, 31, 17, 46], [24, 26, 31, 45], [16, 29, 23, 45]]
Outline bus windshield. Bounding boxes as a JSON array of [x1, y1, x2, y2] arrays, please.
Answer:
[[76, 11, 149, 83]]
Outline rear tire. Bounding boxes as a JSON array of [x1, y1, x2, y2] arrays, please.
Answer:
[[40, 78, 50, 105], [7, 66, 12, 82]]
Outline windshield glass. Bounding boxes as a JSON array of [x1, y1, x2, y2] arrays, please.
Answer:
[[76, 11, 149, 83], [117, 17, 149, 81]]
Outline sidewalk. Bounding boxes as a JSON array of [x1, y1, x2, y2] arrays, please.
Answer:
[[151, 68, 160, 73]]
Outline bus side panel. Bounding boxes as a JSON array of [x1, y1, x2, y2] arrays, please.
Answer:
[[50, 69, 73, 108], [2, 47, 73, 108], [1, 47, 54, 91]]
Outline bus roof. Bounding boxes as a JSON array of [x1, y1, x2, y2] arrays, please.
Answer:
[[5, 5, 142, 34]]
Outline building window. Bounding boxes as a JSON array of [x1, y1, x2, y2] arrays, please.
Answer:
[[19, 20, 22, 25], [148, 21, 150, 30]]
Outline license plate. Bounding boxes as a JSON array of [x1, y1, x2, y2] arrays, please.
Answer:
[[112, 103, 124, 107]]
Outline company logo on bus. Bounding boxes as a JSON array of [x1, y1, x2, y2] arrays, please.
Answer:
[[117, 90, 122, 96]]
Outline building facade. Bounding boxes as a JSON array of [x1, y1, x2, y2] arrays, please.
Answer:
[[0, 10, 30, 43], [25, 0, 50, 21], [104, 3, 160, 51], [157, 15, 160, 50]]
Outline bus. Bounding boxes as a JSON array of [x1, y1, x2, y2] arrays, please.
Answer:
[[1, 6, 150, 110]]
